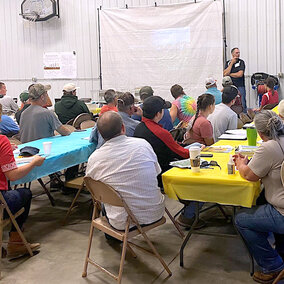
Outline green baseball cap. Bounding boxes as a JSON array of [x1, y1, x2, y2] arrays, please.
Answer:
[[19, 91, 29, 102]]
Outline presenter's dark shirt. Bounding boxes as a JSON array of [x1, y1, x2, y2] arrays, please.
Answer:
[[224, 58, 245, 87]]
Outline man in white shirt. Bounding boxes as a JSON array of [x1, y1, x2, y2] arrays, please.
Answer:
[[208, 85, 238, 142], [0, 82, 19, 115], [86, 111, 165, 230]]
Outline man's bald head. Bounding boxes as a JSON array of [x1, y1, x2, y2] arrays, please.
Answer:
[[97, 111, 123, 141]]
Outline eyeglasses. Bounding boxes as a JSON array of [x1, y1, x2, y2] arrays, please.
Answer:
[[201, 160, 221, 169]]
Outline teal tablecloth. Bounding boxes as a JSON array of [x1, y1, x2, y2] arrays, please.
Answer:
[[11, 128, 96, 185]]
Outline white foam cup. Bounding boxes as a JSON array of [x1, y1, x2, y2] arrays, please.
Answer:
[[189, 146, 201, 173], [43, 142, 52, 155]]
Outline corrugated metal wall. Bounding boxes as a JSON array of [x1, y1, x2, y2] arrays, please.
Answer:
[[0, 0, 283, 107], [224, 0, 283, 107]]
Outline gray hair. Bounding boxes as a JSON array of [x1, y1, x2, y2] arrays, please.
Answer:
[[254, 110, 284, 140]]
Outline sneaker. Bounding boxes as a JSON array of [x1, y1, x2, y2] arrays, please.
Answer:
[[176, 214, 206, 229], [252, 270, 283, 284], [240, 113, 253, 124]]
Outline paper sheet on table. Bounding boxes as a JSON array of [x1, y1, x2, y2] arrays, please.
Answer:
[[218, 131, 247, 140], [225, 129, 247, 135], [242, 122, 254, 129], [15, 156, 34, 164], [202, 145, 234, 153], [170, 159, 205, 169]]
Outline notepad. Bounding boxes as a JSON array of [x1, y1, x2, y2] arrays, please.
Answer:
[[218, 130, 247, 140], [203, 145, 234, 153]]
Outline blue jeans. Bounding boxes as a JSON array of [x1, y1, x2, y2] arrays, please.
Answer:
[[2, 188, 32, 232], [182, 202, 204, 219], [235, 204, 284, 273], [238, 86, 247, 113]]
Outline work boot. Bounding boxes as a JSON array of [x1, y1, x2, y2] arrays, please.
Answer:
[[7, 231, 40, 258], [252, 270, 283, 284]]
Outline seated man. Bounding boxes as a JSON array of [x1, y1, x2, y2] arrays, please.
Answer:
[[132, 86, 173, 131], [90, 92, 141, 148], [0, 114, 19, 137], [205, 77, 222, 105], [86, 111, 165, 230], [20, 84, 71, 143], [54, 83, 90, 124], [208, 85, 238, 141], [0, 82, 19, 115], [99, 89, 118, 116], [134, 96, 204, 229], [15, 91, 31, 124], [0, 103, 45, 257]]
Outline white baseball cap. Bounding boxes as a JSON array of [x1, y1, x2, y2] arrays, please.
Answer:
[[205, 77, 217, 87], [63, 83, 80, 92]]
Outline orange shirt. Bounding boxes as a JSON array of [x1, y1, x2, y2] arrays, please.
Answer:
[[99, 105, 118, 116]]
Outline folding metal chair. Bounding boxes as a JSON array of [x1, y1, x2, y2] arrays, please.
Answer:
[[82, 177, 172, 283], [0, 192, 33, 279]]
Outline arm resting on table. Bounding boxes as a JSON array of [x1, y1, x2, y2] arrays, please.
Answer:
[[237, 164, 260, 182], [56, 125, 71, 136], [204, 137, 214, 146], [5, 156, 45, 181]]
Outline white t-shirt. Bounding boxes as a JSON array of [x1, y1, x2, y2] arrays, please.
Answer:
[[0, 96, 18, 114], [86, 135, 165, 230], [208, 103, 238, 141]]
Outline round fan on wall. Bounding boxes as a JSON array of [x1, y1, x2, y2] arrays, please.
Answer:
[[20, 0, 59, 22]]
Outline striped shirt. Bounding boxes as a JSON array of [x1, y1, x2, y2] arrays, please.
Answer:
[[86, 135, 165, 230]]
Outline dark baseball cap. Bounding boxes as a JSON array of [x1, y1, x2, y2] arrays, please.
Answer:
[[143, 96, 171, 117], [222, 85, 239, 104]]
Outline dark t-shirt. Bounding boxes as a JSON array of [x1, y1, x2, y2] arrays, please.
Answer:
[[224, 59, 245, 87]]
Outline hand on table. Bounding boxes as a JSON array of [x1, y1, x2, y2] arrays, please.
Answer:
[[10, 143, 18, 151], [32, 155, 46, 167]]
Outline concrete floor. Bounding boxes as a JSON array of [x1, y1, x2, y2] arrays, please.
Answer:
[[0, 182, 267, 284]]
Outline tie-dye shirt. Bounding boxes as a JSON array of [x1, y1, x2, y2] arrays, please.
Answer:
[[172, 95, 197, 123]]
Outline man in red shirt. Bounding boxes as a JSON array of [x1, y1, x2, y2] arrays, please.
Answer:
[[0, 103, 45, 257], [134, 96, 205, 229]]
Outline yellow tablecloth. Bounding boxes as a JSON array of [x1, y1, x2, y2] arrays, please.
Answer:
[[86, 104, 101, 115], [162, 139, 261, 208], [273, 105, 278, 114]]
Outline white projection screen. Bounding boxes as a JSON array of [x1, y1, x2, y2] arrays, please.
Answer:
[[100, 0, 223, 101]]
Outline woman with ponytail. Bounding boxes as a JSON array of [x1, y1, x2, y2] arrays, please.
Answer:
[[184, 93, 215, 146], [234, 110, 284, 283]]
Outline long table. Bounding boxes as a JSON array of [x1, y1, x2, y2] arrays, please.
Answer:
[[12, 128, 96, 185], [162, 139, 261, 272]]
